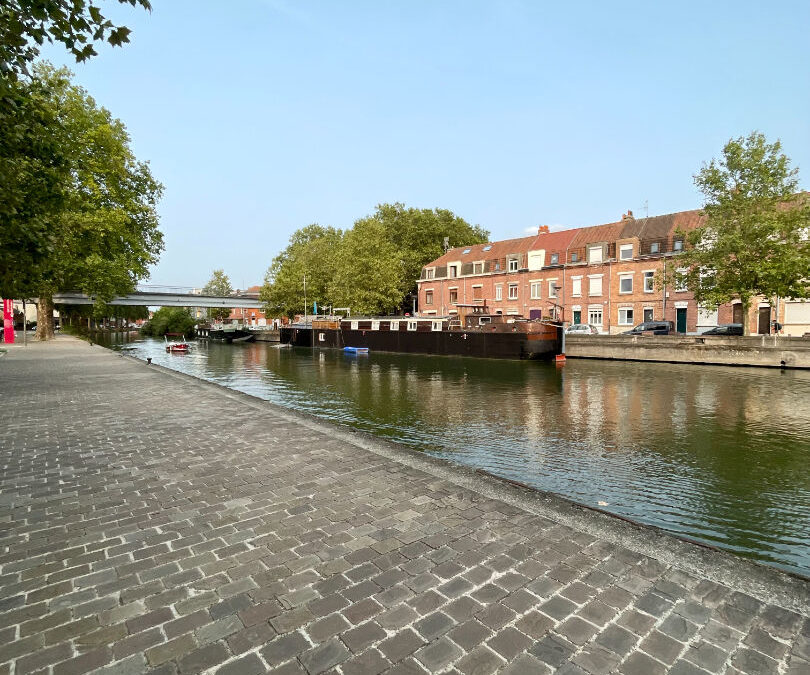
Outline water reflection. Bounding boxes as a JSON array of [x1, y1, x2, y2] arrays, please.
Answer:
[[110, 337, 810, 576]]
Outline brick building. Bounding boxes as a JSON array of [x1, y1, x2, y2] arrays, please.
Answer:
[[226, 286, 268, 326], [417, 208, 810, 336]]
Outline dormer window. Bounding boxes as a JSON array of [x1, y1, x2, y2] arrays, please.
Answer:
[[473, 262, 484, 274], [571, 252, 579, 263], [550, 253, 559, 265], [588, 245, 603, 264], [650, 242, 660, 254], [425, 268, 434, 279], [673, 240, 684, 251], [508, 258, 518, 272], [619, 243, 633, 260]]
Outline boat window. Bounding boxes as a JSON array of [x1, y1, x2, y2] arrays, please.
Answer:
[[407, 321, 417, 331], [432, 321, 443, 331], [390, 320, 399, 331], [371, 321, 380, 330], [350, 321, 358, 330], [318, 333, 326, 342], [479, 316, 491, 324]]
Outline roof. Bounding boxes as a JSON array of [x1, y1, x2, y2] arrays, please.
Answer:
[[567, 222, 626, 249], [428, 234, 538, 267], [619, 209, 706, 240]]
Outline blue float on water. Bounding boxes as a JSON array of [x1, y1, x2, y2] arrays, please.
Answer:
[[343, 346, 369, 353]]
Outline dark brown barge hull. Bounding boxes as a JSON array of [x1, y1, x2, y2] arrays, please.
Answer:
[[279, 326, 561, 360]]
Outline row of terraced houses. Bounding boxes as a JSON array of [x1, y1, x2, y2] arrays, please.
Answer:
[[416, 208, 810, 336]]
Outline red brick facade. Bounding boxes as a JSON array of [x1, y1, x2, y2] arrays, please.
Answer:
[[417, 209, 804, 335]]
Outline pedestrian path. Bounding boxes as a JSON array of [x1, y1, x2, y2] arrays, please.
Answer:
[[1, 336, 808, 674]]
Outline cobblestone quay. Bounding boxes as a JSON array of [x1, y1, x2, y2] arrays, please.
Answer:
[[2, 337, 809, 674]]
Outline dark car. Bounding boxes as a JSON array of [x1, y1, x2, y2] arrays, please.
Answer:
[[702, 323, 743, 336], [624, 321, 675, 335]]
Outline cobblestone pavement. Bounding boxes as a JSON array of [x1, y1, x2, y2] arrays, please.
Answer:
[[1, 337, 809, 675]]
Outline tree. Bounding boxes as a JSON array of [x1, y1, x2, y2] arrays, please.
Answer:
[[140, 306, 195, 338], [369, 203, 489, 303], [670, 132, 810, 335], [24, 64, 163, 340], [260, 225, 343, 318], [328, 219, 404, 316], [202, 269, 233, 321], [1, 0, 151, 81]]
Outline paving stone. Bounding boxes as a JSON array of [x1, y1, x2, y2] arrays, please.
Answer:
[[340, 648, 391, 675], [499, 653, 552, 675], [557, 616, 599, 646], [529, 634, 577, 668], [414, 611, 455, 641], [415, 636, 463, 671], [572, 644, 621, 675], [177, 641, 230, 674], [226, 621, 275, 654], [455, 645, 504, 675], [260, 631, 310, 666], [618, 651, 667, 675], [730, 647, 779, 674], [475, 603, 516, 630], [145, 633, 197, 666], [299, 637, 350, 674], [378, 629, 425, 663], [639, 629, 685, 665], [342, 620, 387, 653]]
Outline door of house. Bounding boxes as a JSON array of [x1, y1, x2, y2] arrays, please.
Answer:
[[758, 306, 771, 335], [732, 304, 743, 324], [676, 307, 687, 333], [573, 310, 581, 325]]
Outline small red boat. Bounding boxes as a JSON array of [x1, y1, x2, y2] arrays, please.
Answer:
[[165, 334, 190, 353]]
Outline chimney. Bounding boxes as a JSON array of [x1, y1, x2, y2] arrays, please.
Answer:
[[621, 210, 634, 221], [537, 225, 550, 235]]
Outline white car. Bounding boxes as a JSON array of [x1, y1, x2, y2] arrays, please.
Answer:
[[565, 323, 600, 335]]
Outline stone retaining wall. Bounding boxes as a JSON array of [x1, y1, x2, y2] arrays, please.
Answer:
[[565, 335, 810, 369]]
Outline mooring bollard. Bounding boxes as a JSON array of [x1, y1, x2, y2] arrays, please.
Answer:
[[146, 357, 152, 365]]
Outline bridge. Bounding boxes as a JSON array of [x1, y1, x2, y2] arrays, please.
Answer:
[[52, 285, 260, 309]]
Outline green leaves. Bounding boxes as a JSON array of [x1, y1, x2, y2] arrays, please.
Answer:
[[202, 269, 234, 321], [260, 204, 489, 318], [675, 132, 810, 334], [0, 1, 151, 79]]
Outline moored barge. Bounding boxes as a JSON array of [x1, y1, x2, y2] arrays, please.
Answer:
[[280, 305, 561, 360]]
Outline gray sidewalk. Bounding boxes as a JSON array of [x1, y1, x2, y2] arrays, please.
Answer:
[[1, 336, 808, 675]]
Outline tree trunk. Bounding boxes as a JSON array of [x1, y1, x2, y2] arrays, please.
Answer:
[[741, 298, 751, 336], [35, 294, 55, 341]]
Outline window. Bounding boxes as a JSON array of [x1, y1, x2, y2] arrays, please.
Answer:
[[319, 332, 326, 342], [673, 239, 684, 251], [650, 242, 660, 254], [530, 282, 541, 299], [548, 281, 558, 298], [449, 289, 458, 304], [588, 246, 603, 264], [643, 308, 654, 322], [619, 243, 633, 260], [675, 268, 688, 292], [550, 253, 559, 265], [589, 276, 602, 296], [449, 266, 457, 278], [425, 268, 434, 279], [588, 307, 603, 326], [494, 261, 501, 271], [619, 275, 633, 294], [350, 321, 359, 330], [425, 290, 433, 305], [508, 283, 518, 300], [472, 285, 483, 300], [571, 252, 579, 263], [572, 277, 582, 296], [390, 320, 399, 331], [483, 245, 492, 251], [644, 271, 655, 293], [371, 321, 380, 330], [508, 258, 518, 272], [473, 262, 483, 274], [432, 321, 442, 331], [494, 285, 503, 301], [407, 321, 417, 331], [462, 248, 471, 254], [619, 308, 634, 325], [479, 316, 491, 324]]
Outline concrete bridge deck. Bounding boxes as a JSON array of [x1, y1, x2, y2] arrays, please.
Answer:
[[1, 337, 808, 675]]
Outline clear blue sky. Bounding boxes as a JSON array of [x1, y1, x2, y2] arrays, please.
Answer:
[[43, 0, 810, 289]]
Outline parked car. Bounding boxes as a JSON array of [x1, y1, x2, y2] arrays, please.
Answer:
[[701, 323, 743, 336], [565, 323, 600, 335], [624, 321, 675, 335]]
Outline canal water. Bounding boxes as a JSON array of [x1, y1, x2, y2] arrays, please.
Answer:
[[107, 336, 810, 577]]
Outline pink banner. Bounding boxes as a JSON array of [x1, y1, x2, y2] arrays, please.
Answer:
[[2, 299, 14, 344]]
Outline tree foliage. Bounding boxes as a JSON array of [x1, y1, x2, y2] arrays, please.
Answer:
[[670, 132, 810, 334], [140, 306, 195, 338], [1, 0, 151, 80], [260, 225, 343, 318], [22, 64, 163, 339], [260, 205, 488, 318], [202, 268, 233, 321]]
